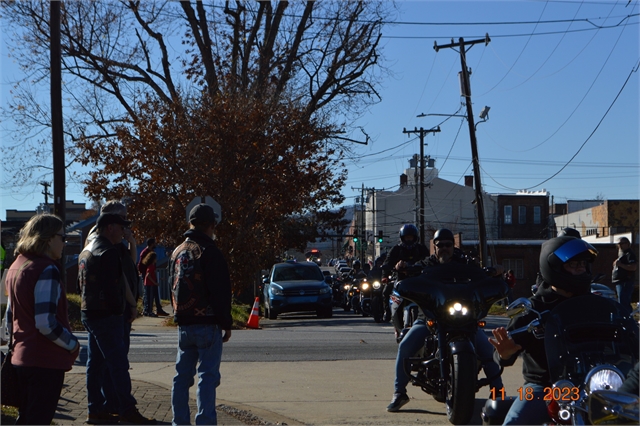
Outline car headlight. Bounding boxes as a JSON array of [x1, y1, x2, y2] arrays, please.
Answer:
[[361, 283, 370, 291], [585, 366, 625, 395], [319, 286, 331, 294], [270, 285, 284, 296], [372, 281, 381, 289], [448, 302, 468, 316]]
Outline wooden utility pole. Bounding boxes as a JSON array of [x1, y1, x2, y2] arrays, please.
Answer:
[[51, 1, 65, 224], [434, 34, 490, 266], [403, 127, 440, 244]]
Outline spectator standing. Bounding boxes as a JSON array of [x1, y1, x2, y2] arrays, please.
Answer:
[[612, 236, 637, 315], [79, 213, 156, 425], [138, 238, 156, 312], [170, 204, 232, 425], [5, 214, 80, 424], [84, 201, 141, 420], [142, 251, 168, 317]]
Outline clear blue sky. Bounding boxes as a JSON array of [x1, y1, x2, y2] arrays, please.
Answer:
[[1, 1, 639, 221]]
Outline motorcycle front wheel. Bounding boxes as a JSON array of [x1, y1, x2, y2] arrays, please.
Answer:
[[446, 351, 476, 425]]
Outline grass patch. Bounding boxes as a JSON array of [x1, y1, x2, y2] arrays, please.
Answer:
[[160, 299, 250, 329], [488, 303, 507, 316], [1, 405, 18, 424]]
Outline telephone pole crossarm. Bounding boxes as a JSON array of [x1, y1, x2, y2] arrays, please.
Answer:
[[401, 127, 441, 244]]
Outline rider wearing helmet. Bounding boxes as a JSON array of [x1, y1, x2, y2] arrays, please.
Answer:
[[381, 224, 429, 280], [387, 228, 504, 412], [489, 236, 599, 424]]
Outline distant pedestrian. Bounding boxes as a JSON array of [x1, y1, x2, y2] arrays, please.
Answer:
[[79, 212, 156, 425], [5, 213, 79, 425], [142, 251, 169, 317], [170, 204, 232, 425], [612, 236, 637, 315], [138, 238, 157, 312]]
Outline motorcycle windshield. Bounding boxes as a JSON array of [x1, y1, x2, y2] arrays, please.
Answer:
[[395, 271, 508, 320], [544, 295, 639, 385]]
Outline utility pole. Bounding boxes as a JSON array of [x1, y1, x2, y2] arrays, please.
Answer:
[[40, 181, 52, 205], [51, 1, 65, 224], [434, 34, 490, 266], [403, 126, 440, 244]]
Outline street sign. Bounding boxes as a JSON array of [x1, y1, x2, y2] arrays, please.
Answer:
[[186, 196, 222, 224]]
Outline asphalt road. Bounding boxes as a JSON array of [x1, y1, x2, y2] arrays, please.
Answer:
[[73, 308, 510, 364]]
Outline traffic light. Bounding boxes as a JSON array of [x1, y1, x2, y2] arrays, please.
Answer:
[[377, 230, 384, 243], [353, 232, 359, 243]]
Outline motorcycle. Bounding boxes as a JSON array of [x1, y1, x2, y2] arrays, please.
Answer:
[[359, 277, 386, 321], [481, 295, 639, 425], [586, 389, 639, 424], [330, 275, 347, 307], [395, 264, 509, 425]]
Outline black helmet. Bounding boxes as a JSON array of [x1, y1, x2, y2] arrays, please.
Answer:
[[352, 260, 361, 269], [399, 224, 419, 247], [539, 236, 597, 295], [433, 228, 455, 242], [375, 252, 387, 265], [558, 227, 581, 239]]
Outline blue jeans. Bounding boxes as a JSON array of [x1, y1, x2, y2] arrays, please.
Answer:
[[503, 383, 550, 425], [615, 281, 634, 315], [172, 324, 223, 425], [83, 315, 137, 415], [103, 319, 132, 414], [394, 323, 503, 394], [144, 286, 161, 314]]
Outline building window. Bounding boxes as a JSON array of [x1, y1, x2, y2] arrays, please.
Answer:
[[519, 206, 526, 224], [503, 259, 524, 279], [504, 205, 512, 224], [533, 206, 541, 224]]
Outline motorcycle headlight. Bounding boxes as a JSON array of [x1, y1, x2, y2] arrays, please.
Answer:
[[585, 366, 625, 395], [270, 285, 284, 296], [361, 283, 370, 290], [343, 284, 351, 291], [448, 302, 468, 316], [372, 281, 381, 289]]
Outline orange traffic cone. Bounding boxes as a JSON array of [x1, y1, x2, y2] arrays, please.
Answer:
[[246, 297, 261, 329]]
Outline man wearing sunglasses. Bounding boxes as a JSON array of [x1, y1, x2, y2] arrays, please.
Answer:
[[387, 228, 504, 412]]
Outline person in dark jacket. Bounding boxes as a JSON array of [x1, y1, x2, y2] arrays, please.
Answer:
[[612, 236, 637, 315], [387, 228, 504, 412], [5, 214, 79, 425], [170, 204, 232, 425], [80, 213, 156, 425], [489, 236, 599, 425]]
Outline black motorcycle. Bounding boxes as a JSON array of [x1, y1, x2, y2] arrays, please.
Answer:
[[395, 264, 508, 425], [481, 295, 639, 425]]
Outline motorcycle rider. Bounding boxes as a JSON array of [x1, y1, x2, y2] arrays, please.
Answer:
[[489, 236, 600, 425], [381, 224, 429, 322], [387, 228, 504, 412]]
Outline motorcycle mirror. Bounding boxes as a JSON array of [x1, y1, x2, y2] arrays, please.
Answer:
[[506, 298, 533, 318], [588, 390, 640, 424]]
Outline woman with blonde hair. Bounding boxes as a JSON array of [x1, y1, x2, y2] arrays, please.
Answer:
[[5, 213, 79, 424]]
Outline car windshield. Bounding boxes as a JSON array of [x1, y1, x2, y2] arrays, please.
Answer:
[[273, 265, 324, 281]]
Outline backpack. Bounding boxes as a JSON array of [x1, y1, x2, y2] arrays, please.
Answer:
[[168, 238, 214, 318]]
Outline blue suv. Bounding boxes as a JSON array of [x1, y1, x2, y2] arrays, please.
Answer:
[[262, 261, 333, 319]]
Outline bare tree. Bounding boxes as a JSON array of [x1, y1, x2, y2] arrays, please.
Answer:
[[2, 1, 391, 178]]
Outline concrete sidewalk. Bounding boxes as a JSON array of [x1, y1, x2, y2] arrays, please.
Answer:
[[53, 305, 261, 425]]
